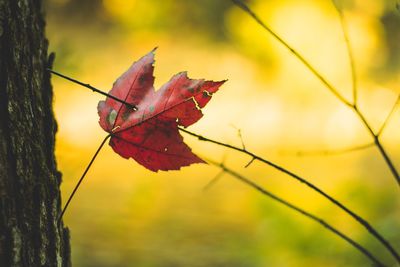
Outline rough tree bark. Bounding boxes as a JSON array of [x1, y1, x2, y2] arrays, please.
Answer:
[[0, 0, 70, 266]]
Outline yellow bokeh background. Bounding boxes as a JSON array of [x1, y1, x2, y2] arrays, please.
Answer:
[[45, 0, 399, 266]]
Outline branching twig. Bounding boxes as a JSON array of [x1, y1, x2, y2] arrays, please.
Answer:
[[244, 157, 256, 168], [231, 0, 400, 187], [354, 108, 400, 187], [179, 127, 400, 263], [230, 0, 352, 107], [206, 159, 386, 266]]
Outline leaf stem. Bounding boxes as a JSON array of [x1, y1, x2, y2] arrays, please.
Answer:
[[48, 69, 137, 110], [207, 159, 386, 266], [58, 134, 111, 223], [179, 127, 400, 263]]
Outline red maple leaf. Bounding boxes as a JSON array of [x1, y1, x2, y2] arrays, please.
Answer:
[[97, 49, 225, 171]]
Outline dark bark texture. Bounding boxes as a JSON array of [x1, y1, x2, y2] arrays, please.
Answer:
[[0, 0, 70, 266]]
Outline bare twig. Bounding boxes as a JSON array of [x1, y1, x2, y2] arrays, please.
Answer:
[[207, 159, 386, 266], [48, 69, 137, 110], [332, 2, 358, 104], [244, 157, 256, 168], [281, 142, 374, 157], [230, 124, 246, 149], [203, 170, 225, 191], [180, 127, 400, 263], [237, 129, 246, 150], [58, 134, 111, 222], [377, 95, 400, 137], [333, 2, 400, 186]]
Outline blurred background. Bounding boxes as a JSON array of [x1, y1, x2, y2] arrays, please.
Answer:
[[44, 0, 400, 266]]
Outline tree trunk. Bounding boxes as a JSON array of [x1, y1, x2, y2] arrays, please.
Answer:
[[0, 0, 70, 266]]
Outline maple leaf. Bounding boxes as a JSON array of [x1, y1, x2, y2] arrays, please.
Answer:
[[97, 49, 225, 171]]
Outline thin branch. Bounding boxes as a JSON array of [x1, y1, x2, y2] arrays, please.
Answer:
[[58, 134, 111, 222], [377, 95, 400, 137], [353, 108, 400, 186], [206, 159, 386, 266], [332, 2, 358, 104], [244, 157, 256, 168], [48, 69, 137, 110], [179, 127, 400, 263], [231, 0, 352, 107], [281, 142, 374, 157], [230, 124, 246, 149], [237, 128, 246, 150], [331, 1, 400, 186], [203, 170, 225, 191]]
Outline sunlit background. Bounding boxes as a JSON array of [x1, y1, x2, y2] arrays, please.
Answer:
[[44, 0, 400, 266]]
